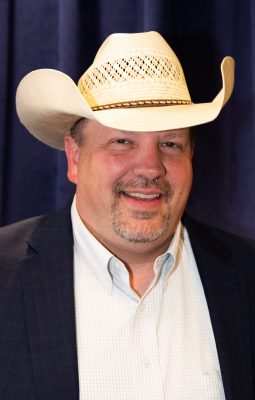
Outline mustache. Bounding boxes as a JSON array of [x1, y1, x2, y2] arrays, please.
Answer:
[[113, 176, 173, 201]]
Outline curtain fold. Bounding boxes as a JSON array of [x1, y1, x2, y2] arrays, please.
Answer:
[[0, 0, 254, 238]]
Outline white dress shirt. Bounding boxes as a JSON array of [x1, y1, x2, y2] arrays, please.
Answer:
[[71, 199, 225, 399]]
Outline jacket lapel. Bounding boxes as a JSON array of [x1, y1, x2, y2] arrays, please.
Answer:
[[22, 206, 79, 400], [184, 216, 254, 400]]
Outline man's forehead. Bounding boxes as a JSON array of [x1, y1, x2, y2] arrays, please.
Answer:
[[83, 119, 190, 137]]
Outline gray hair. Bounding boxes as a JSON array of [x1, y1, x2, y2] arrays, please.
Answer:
[[70, 118, 88, 146]]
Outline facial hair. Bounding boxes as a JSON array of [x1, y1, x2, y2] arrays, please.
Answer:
[[111, 176, 173, 243]]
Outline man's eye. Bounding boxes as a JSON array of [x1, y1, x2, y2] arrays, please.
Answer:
[[161, 142, 182, 149], [113, 139, 130, 144]]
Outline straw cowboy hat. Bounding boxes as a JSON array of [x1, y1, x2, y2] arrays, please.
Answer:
[[16, 31, 235, 150]]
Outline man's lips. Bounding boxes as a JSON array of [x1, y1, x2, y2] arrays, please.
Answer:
[[113, 178, 172, 203], [120, 191, 162, 200]]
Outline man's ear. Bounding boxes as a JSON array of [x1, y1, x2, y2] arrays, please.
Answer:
[[190, 142, 196, 159], [190, 127, 196, 159], [64, 135, 80, 184]]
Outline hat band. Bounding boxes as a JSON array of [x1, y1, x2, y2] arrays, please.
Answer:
[[92, 98, 192, 111]]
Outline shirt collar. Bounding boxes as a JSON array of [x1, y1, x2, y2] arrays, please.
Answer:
[[71, 197, 114, 292], [71, 196, 183, 293], [153, 221, 182, 284]]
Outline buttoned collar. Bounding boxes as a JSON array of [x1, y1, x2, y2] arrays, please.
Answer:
[[71, 198, 114, 292], [71, 197, 182, 294]]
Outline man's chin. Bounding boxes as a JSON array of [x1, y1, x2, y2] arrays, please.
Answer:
[[112, 219, 170, 244]]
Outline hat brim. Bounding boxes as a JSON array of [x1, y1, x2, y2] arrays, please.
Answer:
[[16, 57, 234, 150]]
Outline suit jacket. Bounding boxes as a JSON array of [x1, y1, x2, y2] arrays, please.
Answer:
[[0, 205, 255, 399]]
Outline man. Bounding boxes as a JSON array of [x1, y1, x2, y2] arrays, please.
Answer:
[[0, 31, 254, 399]]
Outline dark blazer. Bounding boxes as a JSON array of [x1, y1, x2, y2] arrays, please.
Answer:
[[0, 205, 255, 399]]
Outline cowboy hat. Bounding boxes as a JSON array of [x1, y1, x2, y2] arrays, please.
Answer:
[[16, 31, 235, 150]]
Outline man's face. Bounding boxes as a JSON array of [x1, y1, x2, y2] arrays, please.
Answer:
[[65, 120, 194, 253]]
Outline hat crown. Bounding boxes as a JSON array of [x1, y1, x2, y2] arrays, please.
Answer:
[[94, 31, 176, 62], [78, 31, 191, 110]]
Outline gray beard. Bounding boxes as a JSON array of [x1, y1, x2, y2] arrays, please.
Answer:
[[111, 176, 173, 243]]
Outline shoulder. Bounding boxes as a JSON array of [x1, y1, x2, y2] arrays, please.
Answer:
[[0, 214, 45, 240], [183, 215, 255, 305], [0, 205, 72, 309], [0, 216, 47, 299], [183, 214, 255, 261], [0, 204, 72, 265], [0, 215, 46, 262]]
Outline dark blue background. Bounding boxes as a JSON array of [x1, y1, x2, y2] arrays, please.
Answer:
[[1, 0, 254, 238]]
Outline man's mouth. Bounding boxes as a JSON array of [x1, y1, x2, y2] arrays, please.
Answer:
[[121, 191, 161, 200], [113, 177, 172, 203]]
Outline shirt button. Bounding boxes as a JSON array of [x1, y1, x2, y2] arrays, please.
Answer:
[[143, 357, 150, 368]]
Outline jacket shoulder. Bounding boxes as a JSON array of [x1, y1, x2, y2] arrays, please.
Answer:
[[0, 215, 46, 263], [183, 214, 255, 263], [0, 204, 72, 265]]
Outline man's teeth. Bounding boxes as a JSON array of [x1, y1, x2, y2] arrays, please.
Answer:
[[124, 192, 160, 199]]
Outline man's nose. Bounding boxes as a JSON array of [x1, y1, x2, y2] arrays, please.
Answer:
[[132, 144, 166, 179]]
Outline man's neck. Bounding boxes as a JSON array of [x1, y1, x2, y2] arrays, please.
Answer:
[[124, 260, 156, 297]]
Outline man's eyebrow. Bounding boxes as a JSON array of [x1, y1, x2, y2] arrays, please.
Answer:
[[161, 132, 187, 138]]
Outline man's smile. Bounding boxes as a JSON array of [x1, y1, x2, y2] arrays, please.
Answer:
[[121, 191, 162, 200]]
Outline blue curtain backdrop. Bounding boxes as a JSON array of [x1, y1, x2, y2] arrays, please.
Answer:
[[0, 0, 255, 238]]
